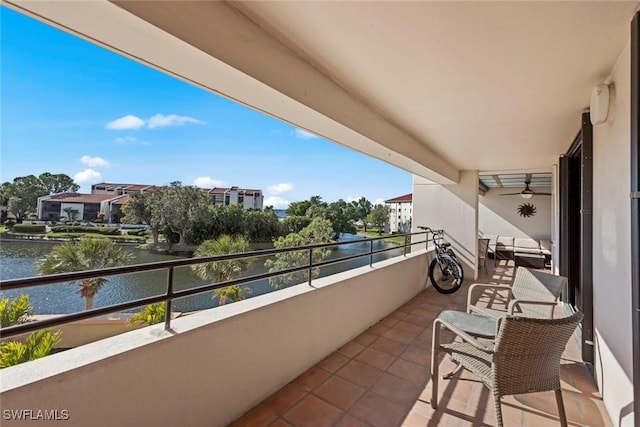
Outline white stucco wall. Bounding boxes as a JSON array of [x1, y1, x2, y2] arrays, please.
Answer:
[[0, 251, 430, 427], [479, 187, 552, 240], [592, 42, 634, 426], [413, 171, 478, 278]]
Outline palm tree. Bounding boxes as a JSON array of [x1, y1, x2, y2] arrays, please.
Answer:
[[191, 235, 252, 305], [37, 238, 134, 310]]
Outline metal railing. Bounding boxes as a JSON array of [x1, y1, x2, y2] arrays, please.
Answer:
[[0, 230, 436, 339]]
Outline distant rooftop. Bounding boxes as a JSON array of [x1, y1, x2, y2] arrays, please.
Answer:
[[45, 193, 117, 204], [384, 193, 412, 203]]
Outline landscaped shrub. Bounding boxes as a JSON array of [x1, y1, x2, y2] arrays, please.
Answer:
[[126, 229, 147, 236], [4, 221, 16, 230], [50, 226, 120, 235], [12, 224, 46, 233]]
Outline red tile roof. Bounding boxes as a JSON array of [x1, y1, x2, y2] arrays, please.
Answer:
[[384, 193, 412, 203], [44, 193, 116, 204]]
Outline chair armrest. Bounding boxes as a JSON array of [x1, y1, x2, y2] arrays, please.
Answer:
[[507, 299, 558, 316], [433, 318, 495, 353], [467, 284, 512, 312]]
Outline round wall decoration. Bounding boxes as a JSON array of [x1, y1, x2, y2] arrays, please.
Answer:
[[517, 203, 536, 218]]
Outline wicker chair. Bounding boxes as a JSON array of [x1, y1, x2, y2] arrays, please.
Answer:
[[431, 310, 583, 427], [468, 267, 567, 319]]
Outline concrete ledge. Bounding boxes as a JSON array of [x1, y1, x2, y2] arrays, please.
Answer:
[[0, 250, 430, 427]]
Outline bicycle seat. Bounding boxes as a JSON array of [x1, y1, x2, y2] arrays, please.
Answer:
[[440, 242, 451, 249]]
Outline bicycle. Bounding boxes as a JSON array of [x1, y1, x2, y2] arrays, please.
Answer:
[[418, 226, 464, 294]]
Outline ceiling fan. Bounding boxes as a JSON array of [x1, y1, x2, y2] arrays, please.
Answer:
[[500, 176, 551, 199]]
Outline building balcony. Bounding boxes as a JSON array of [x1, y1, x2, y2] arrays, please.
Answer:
[[0, 244, 607, 427]]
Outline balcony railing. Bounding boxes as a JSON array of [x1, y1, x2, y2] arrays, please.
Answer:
[[0, 230, 435, 340]]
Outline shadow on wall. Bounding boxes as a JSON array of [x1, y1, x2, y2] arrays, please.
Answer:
[[479, 187, 552, 240]]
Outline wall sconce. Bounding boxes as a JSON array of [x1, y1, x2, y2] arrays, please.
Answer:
[[590, 83, 611, 125]]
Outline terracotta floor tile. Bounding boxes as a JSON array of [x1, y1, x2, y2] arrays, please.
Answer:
[[402, 313, 432, 327], [313, 376, 366, 410], [400, 410, 430, 427], [354, 347, 396, 370], [349, 391, 408, 427], [353, 332, 377, 346], [334, 414, 370, 427], [387, 310, 409, 321], [368, 323, 391, 336], [382, 327, 420, 345], [393, 320, 425, 335], [317, 352, 350, 374], [283, 395, 344, 427], [293, 367, 331, 391], [264, 383, 308, 415], [387, 358, 429, 385], [400, 345, 430, 367], [336, 359, 384, 388], [379, 316, 401, 328], [338, 341, 366, 358], [371, 372, 422, 405], [268, 418, 293, 427], [370, 336, 407, 357], [230, 405, 277, 427]]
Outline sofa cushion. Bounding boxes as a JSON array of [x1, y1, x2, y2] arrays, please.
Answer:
[[514, 238, 541, 250], [539, 240, 552, 256]]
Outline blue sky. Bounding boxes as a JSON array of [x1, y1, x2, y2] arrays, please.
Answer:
[[0, 7, 411, 208]]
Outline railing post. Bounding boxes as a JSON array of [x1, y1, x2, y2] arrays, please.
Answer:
[[404, 234, 409, 256], [308, 248, 313, 286], [369, 240, 374, 267], [164, 266, 174, 330]]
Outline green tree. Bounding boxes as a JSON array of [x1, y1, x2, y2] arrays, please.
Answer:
[[280, 215, 312, 236], [265, 217, 333, 289], [286, 195, 327, 217], [351, 197, 373, 232], [244, 209, 280, 242], [367, 204, 390, 234], [37, 238, 134, 310], [326, 199, 357, 238], [191, 235, 252, 305], [156, 182, 210, 246], [37, 172, 80, 195], [0, 295, 60, 368], [1, 173, 79, 223], [122, 191, 163, 244], [129, 303, 165, 326]]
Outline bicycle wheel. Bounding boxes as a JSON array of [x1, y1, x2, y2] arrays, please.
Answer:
[[428, 255, 464, 294]]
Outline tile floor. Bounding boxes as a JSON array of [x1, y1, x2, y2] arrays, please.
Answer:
[[230, 261, 611, 427]]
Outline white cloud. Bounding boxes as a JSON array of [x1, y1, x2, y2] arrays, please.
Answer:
[[106, 114, 204, 130], [345, 195, 363, 203], [294, 128, 317, 139], [193, 176, 225, 188], [374, 198, 385, 206], [267, 182, 294, 194], [147, 114, 204, 129], [74, 169, 102, 184], [114, 136, 137, 143], [106, 115, 145, 130], [264, 196, 290, 209], [80, 155, 110, 168]]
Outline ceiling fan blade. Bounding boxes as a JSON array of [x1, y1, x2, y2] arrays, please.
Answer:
[[499, 192, 524, 196], [533, 192, 552, 195]]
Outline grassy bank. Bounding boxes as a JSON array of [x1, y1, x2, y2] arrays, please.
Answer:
[[356, 228, 407, 245]]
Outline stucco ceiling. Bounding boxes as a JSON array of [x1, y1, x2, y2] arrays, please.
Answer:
[[4, 0, 639, 183]]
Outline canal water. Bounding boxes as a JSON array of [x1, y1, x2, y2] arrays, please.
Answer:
[[0, 235, 402, 314]]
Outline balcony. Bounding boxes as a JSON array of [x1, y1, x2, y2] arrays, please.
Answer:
[[0, 236, 608, 427], [228, 261, 609, 427]]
